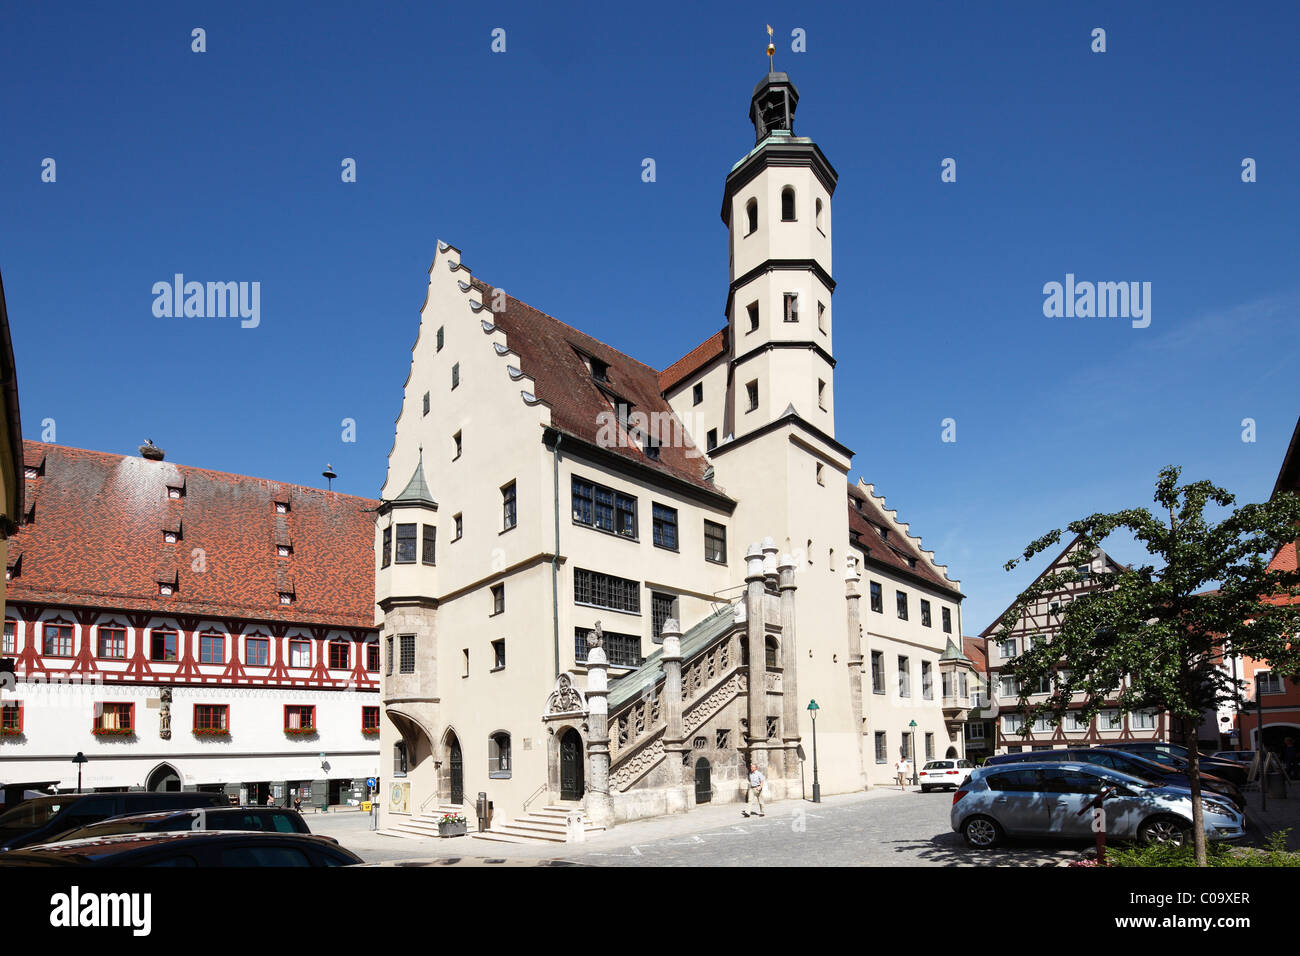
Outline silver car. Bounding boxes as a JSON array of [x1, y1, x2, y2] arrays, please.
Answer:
[[950, 761, 1246, 849]]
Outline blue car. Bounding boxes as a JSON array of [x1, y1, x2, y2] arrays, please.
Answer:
[[950, 761, 1245, 849]]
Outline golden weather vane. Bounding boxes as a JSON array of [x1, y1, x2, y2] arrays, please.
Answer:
[[766, 24, 775, 71]]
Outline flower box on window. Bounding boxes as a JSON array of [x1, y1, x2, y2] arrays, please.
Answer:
[[438, 813, 467, 838], [284, 726, 318, 737], [193, 727, 231, 738], [0, 726, 23, 737], [92, 726, 134, 737], [361, 727, 380, 736]]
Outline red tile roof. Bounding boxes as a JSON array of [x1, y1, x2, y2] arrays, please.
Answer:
[[963, 636, 988, 674], [8, 442, 379, 629], [847, 486, 961, 595], [471, 279, 721, 495], [658, 328, 729, 394]]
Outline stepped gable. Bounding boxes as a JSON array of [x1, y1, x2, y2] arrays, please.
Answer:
[[658, 327, 729, 394], [8, 441, 379, 628], [847, 483, 962, 596], [469, 277, 718, 494]]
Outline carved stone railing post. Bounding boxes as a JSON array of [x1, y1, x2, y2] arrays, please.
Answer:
[[845, 556, 867, 788], [584, 629, 616, 829], [744, 542, 769, 776], [660, 618, 689, 813], [778, 553, 801, 779]]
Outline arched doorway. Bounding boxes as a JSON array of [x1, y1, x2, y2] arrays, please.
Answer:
[[695, 758, 712, 804], [559, 728, 584, 801], [447, 734, 464, 805], [945, 746, 959, 759], [146, 763, 181, 792]]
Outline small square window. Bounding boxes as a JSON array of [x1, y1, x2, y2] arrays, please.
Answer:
[[275, 501, 290, 514], [159, 583, 174, 596], [279, 592, 293, 605], [24, 466, 39, 480], [163, 530, 178, 544], [167, 486, 183, 499], [277, 544, 292, 557]]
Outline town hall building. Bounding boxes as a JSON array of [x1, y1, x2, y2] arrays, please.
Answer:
[[375, 68, 973, 838]]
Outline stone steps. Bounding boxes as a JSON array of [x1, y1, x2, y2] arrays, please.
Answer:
[[387, 804, 476, 840], [472, 805, 604, 845]]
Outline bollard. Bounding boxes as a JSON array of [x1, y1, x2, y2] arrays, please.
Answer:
[[566, 810, 586, 843]]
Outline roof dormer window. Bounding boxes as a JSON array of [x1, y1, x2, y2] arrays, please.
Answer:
[[159, 583, 175, 596], [167, 485, 184, 499], [878, 527, 889, 542], [277, 544, 292, 557], [163, 530, 179, 544], [278, 592, 294, 606], [275, 501, 290, 514], [590, 357, 609, 382], [24, 466, 39, 480]]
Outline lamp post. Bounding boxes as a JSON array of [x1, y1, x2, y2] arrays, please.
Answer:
[[1257, 675, 1267, 812], [72, 752, 87, 794], [908, 720, 919, 786], [807, 699, 821, 803]]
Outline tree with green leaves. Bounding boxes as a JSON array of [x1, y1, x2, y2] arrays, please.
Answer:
[[989, 466, 1300, 865]]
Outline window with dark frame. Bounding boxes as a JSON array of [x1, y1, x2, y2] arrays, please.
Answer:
[[422, 524, 436, 565], [422, 392, 430, 416], [871, 650, 885, 694], [706, 429, 718, 452], [436, 326, 444, 351], [869, 581, 883, 613], [489, 732, 512, 777], [747, 301, 759, 332], [366, 642, 380, 672], [783, 293, 798, 322], [920, 600, 932, 627], [574, 568, 641, 613], [896, 591, 908, 620], [492, 639, 506, 670], [2, 620, 13, 655], [575, 627, 643, 668], [571, 477, 637, 539], [329, 641, 350, 670], [381, 526, 391, 569], [394, 524, 417, 564], [385, 636, 394, 676], [704, 521, 727, 564], [651, 592, 675, 639], [922, 661, 933, 699], [194, 704, 228, 732], [746, 380, 758, 411], [745, 198, 758, 235], [875, 732, 888, 764], [43, 623, 73, 657], [818, 301, 826, 333], [453, 514, 463, 540], [491, 583, 505, 615], [246, 637, 269, 667], [394, 741, 408, 776], [453, 431, 462, 459], [451, 362, 459, 389], [942, 607, 952, 633], [284, 705, 315, 732], [98, 626, 126, 660], [399, 635, 415, 674], [362, 706, 380, 732], [652, 503, 678, 550], [781, 187, 796, 221], [502, 482, 517, 530], [151, 629, 178, 662], [692, 382, 703, 405]]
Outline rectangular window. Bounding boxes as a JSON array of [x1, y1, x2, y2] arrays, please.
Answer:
[[925, 733, 935, 760], [692, 382, 703, 405], [966, 722, 986, 741], [246, 638, 269, 667], [571, 476, 594, 525], [329, 641, 350, 670], [151, 629, 178, 662], [2, 620, 13, 655], [453, 514, 463, 540], [942, 671, 954, 699], [385, 636, 394, 676], [1001, 714, 1025, 735], [43, 623, 74, 657], [999, 638, 1018, 659], [747, 301, 759, 333], [652, 503, 678, 550], [941, 607, 952, 633], [399, 635, 415, 674], [436, 326, 444, 351], [451, 362, 459, 389], [573, 568, 641, 613], [289, 640, 310, 668], [571, 476, 637, 539], [651, 592, 675, 639], [870, 582, 882, 613], [896, 591, 908, 620], [615, 493, 637, 538], [706, 429, 718, 452], [999, 675, 1020, 698], [1100, 709, 1122, 730], [874, 732, 888, 764], [198, 634, 223, 665], [746, 380, 758, 412], [783, 292, 799, 322], [0, 702, 21, 734], [921, 661, 934, 699], [704, 521, 727, 564], [492, 639, 506, 670], [1131, 710, 1158, 730], [362, 706, 381, 732], [381, 526, 391, 569], [1066, 712, 1091, 732], [462, 648, 469, 677], [1033, 675, 1053, 695], [871, 650, 885, 694], [817, 301, 826, 333], [194, 704, 229, 732], [898, 656, 911, 698], [501, 482, 517, 530], [422, 524, 436, 565], [395, 524, 417, 564], [284, 705, 316, 732], [98, 626, 126, 660], [94, 702, 133, 734], [491, 584, 505, 615], [575, 627, 643, 668], [1258, 672, 1285, 695], [920, 600, 932, 627], [366, 642, 380, 672], [453, 431, 462, 459], [422, 391, 430, 416]]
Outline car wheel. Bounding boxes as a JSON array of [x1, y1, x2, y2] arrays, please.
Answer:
[[1138, 815, 1190, 847], [962, 815, 1003, 849], [920, 786, 931, 793]]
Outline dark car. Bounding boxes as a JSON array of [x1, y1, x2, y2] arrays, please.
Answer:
[[0, 831, 361, 867], [0, 791, 226, 851], [48, 806, 314, 844], [984, 748, 1245, 808], [1101, 742, 1249, 786]]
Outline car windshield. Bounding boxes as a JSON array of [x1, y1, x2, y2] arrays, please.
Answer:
[[924, 761, 953, 770], [0, 797, 65, 832]]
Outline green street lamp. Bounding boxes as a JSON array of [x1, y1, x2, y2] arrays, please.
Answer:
[[72, 752, 88, 794], [908, 720, 919, 786], [807, 699, 821, 803]]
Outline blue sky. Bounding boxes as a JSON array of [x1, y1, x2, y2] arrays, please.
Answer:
[[2, 2, 1297, 631]]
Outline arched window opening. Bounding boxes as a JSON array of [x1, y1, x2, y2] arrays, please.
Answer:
[[745, 198, 758, 235], [488, 732, 512, 778], [781, 187, 796, 221], [765, 637, 779, 669]]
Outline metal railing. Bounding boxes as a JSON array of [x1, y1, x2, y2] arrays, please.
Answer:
[[522, 782, 548, 813]]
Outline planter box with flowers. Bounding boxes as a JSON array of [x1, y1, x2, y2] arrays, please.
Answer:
[[438, 813, 468, 838], [194, 727, 231, 738], [0, 727, 24, 738], [284, 727, 318, 738], [92, 727, 135, 738], [361, 727, 380, 737]]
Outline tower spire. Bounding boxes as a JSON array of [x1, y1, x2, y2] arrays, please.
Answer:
[[766, 24, 775, 71]]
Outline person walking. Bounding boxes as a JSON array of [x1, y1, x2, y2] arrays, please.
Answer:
[[894, 756, 910, 789], [742, 762, 765, 817], [265, 792, 275, 807], [1283, 737, 1298, 778]]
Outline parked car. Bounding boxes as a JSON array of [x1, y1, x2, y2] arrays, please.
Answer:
[[918, 759, 975, 792], [1102, 742, 1249, 786], [1212, 750, 1257, 766], [47, 806, 314, 844], [0, 791, 226, 852], [0, 831, 361, 866], [984, 748, 1245, 809], [951, 762, 1245, 849]]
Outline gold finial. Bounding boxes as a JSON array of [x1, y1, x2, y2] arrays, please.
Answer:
[[766, 24, 775, 70]]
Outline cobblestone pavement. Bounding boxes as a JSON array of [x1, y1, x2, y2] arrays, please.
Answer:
[[310, 790, 1085, 866]]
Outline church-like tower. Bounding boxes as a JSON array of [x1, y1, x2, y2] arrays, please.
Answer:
[[722, 72, 838, 440]]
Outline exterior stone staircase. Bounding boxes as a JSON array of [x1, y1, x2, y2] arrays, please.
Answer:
[[383, 804, 473, 840], [472, 805, 605, 845]]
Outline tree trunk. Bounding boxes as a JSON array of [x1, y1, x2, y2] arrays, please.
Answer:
[[1184, 717, 1208, 866]]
